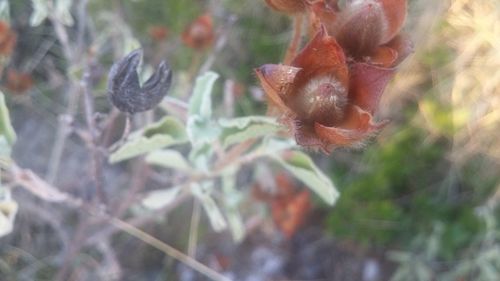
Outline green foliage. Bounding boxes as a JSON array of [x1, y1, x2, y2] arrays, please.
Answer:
[[141, 185, 181, 210], [218, 116, 281, 148], [191, 182, 228, 232], [30, 0, 74, 26], [326, 124, 487, 254], [0, 92, 17, 238], [146, 149, 191, 172], [273, 150, 339, 205], [0, 93, 16, 146], [130, 69, 338, 241], [109, 116, 188, 163]]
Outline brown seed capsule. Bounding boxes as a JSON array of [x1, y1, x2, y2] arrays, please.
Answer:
[[309, 0, 409, 62], [107, 49, 172, 114], [256, 26, 393, 153]]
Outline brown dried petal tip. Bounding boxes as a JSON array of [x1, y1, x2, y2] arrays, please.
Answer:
[[265, 0, 306, 14], [5, 70, 34, 94], [0, 21, 17, 57], [107, 49, 172, 114], [148, 25, 169, 42]]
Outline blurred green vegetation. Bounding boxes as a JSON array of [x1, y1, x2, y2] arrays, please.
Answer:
[[327, 108, 494, 260]]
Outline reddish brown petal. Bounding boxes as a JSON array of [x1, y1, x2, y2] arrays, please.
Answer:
[[280, 191, 311, 238], [265, 0, 306, 14], [369, 46, 398, 67], [275, 173, 296, 198], [255, 64, 301, 113], [291, 25, 348, 87], [293, 120, 327, 148], [378, 0, 408, 44], [0, 21, 16, 57], [148, 25, 169, 42], [307, 0, 339, 35], [383, 34, 414, 67], [5, 70, 34, 94], [348, 62, 395, 114], [314, 105, 387, 146]]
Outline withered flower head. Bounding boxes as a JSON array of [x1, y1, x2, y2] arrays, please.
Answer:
[[264, 0, 307, 14], [309, 0, 412, 66], [256, 27, 394, 153], [0, 21, 17, 57], [107, 49, 172, 114], [148, 25, 169, 42], [4, 69, 33, 94], [182, 14, 214, 50]]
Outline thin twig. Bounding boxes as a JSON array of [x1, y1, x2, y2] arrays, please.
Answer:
[[109, 217, 231, 281], [112, 158, 149, 218], [45, 86, 79, 184], [81, 70, 107, 204], [96, 240, 122, 281], [46, 6, 84, 183], [54, 215, 92, 281]]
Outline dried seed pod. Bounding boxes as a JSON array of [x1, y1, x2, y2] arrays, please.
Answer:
[[107, 49, 172, 114]]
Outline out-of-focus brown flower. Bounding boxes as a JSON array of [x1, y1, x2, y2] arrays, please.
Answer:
[[253, 173, 311, 238], [271, 190, 310, 238], [182, 14, 214, 50], [264, 0, 307, 14], [0, 21, 16, 57], [4, 69, 33, 94], [148, 25, 169, 42], [256, 26, 395, 152], [308, 0, 412, 66]]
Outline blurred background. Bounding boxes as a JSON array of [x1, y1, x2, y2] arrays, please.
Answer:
[[0, 0, 499, 280]]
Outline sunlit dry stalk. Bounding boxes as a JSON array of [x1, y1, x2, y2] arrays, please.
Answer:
[[446, 0, 500, 164]]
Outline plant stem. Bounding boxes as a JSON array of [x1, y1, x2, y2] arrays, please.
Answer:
[[81, 71, 106, 204], [188, 200, 201, 257], [109, 217, 231, 281], [283, 14, 303, 65]]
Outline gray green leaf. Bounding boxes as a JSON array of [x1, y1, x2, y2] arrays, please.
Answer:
[[141, 186, 181, 210], [0, 92, 16, 145], [145, 149, 191, 172], [219, 116, 281, 148], [188, 71, 219, 118], [191, 182, 227, 232], [110, 116, 187, 163], [272, 150, 339, 205]]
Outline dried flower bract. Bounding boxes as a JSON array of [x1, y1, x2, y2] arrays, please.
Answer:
[[256, 26, 396, 153]]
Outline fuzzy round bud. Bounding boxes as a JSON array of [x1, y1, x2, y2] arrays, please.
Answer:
[[294, 76, 347, 125]]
